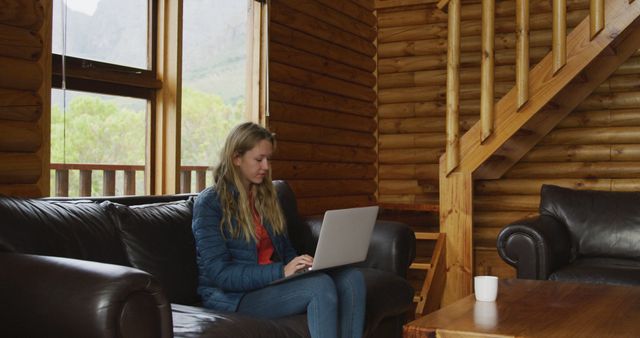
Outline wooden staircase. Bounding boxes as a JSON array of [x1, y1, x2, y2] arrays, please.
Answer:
[[438, 0, 640, 304]]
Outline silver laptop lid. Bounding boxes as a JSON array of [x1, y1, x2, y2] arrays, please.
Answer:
[[311, 205, 379, 271]]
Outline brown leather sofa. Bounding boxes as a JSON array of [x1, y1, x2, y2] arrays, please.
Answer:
[[497, 184, 640, 285], [0, 180, 415, 338]]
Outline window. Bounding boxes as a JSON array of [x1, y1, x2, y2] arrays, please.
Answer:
[[50, 0, 267, 196], [180, 0, 267, 193], [50, 0, 155, 197]]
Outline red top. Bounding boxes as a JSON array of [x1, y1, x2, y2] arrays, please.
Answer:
[[250, 193, 274, 265]]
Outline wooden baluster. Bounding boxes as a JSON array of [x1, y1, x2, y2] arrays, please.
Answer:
[[553, 0, 567, 73], [516, 0, 529, 109], [79, 170, 92, 197], [55, 169, 69, 197], [103, 170, 116, 196], [124, 170, 136, 195], [196, 169, 207, 192], [180, 170, 192, 193], [446, 0, 461, 174], [480, 0, 495, 143], [590, 0, 604, 39]]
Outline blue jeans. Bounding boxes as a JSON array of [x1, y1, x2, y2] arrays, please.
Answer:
[[237, 267, 366, 338]]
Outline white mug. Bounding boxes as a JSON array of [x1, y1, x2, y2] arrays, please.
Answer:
[[474, 275, 498, 302]]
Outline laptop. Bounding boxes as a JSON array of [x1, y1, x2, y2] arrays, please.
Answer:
[[270, 205, 379, 285]]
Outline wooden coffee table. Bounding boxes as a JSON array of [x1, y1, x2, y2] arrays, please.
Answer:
[[404, 279, 640, 338]]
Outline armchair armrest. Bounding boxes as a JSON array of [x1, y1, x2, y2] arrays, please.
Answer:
[[303, 216, 416, 278], [496, 215, 572, 279], [0, 253, 172, 338]]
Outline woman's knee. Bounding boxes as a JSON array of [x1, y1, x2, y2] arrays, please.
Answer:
[[334, 268, 366, 298], [306, 273, 338, 302]]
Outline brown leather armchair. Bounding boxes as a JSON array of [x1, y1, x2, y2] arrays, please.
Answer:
[[497, 184, 640, 285]]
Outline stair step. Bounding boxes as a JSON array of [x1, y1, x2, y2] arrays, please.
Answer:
[[410, 262, 432, 270], [415, 232, 441, 240], [378, 203, 439, 212]]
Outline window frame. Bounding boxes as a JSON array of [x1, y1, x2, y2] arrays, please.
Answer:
[[50, 0, 268, 195]]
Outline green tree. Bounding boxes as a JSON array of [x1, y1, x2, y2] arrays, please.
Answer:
[[181, 87, 244, 167], [50, 89, 244, 196], [51, 95, 146, 196]]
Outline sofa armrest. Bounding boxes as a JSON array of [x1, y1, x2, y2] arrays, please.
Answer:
[[303, 216, 416, 278], [496, 215, 572, 280], [0, 253, 172, 338]]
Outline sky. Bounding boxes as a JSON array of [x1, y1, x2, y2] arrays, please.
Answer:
[[65, 0, 100, 16]]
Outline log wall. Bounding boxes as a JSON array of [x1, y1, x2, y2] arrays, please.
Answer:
[[376, 0, 640, 278], [0, 0, 50, 197], [268, 0, 378, 216]]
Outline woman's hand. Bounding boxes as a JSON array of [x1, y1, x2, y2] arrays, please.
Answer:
[[283, 255, 314, 277]]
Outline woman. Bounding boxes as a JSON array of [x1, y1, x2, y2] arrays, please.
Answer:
[[192, 122, 366, 338]]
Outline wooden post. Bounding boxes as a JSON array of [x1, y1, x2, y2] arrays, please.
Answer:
[[439, 158, 473, 305], [55, 169, 68, 197], [79, 170, 92, 196], [445, 0, 461, 174], [196, 169, 207, 192], [103, 170, 115, 196], [590, 0, 605, 39], [124, 170, 136, 195], [553, 0, 567, 73], [516, 0, 529, 109], [480, 0, 495, 143], [152, 0, 183, 194], [180, 170, 191, 193]]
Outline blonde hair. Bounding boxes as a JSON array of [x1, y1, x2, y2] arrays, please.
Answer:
[[213, 122, 285, 241]]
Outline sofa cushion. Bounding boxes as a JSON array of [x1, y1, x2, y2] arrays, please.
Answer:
[[539, 185, 640, 259], [104, 198, 200, 305], [172, 304, 309, 338], [0, 197, 129, 265], [549, 257, 640, 286]]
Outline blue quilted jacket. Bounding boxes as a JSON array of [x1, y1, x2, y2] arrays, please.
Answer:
[[192, 185, 298, 311]]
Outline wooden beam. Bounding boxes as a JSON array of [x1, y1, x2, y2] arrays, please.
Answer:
[[151, 0, 183, 194], [0, 23, 43, 60], [439, 159, 472, 305], [480, 0, 495, 142], [515, 0, 529, 109], [445, 0, 461, 174], [590, 0, 605, 38], [0, 0, 44, 30], [553, 0, 567, 73], [36, 0, 51, 197], [437, 0, 450, 10], [373, 0, 440, 10]]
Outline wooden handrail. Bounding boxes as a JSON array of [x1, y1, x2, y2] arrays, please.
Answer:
[[49, 163, 145, 171], [436, 0, 450, 10], [50, 163, 212, 196], [553, 0, 567, 73], [480, 0, 495, 143]]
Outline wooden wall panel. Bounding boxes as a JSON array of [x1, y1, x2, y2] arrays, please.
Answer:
[[269, 0, 376, 216], [0, 0, 50, 197], [375, 0, 640, 279]]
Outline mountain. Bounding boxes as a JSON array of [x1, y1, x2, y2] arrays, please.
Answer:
[[52, 0, 248, 103]]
